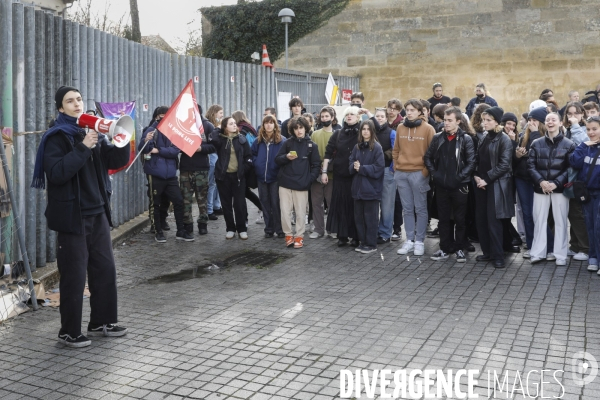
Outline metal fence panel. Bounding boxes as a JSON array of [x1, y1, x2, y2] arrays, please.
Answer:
[[0, 0, 357, 267]]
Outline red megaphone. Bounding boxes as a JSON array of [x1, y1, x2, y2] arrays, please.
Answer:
[[77, 113, 134, 148]]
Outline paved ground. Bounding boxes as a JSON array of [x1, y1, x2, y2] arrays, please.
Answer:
[[2, 206, 600, 400]]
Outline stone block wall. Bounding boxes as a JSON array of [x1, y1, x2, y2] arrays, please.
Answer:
[[273, 0, 600, 114]]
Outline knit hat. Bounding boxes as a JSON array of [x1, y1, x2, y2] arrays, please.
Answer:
[[529, 99, 547, 111], [501, 112, 518, 124], [55, 85, 80, 110], [528, 107, 548, 124], [343, 106, 360, 120], [484, 106, 504, 124]]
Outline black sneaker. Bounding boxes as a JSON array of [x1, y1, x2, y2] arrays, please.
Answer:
[[430, 250, 449, 261], [87, 323, 128, 337], [377, 237, 390, 244], [183, 223, 194, 234], [355, 244, 365, 252], [198, 222, 208, 235], [212, 208, 224, 215], [161, 220, 170, 231], [456, 250, 466, 263], [276, 232, 285, 238], [265, 232, 274, 238], [155, 231, 166, 243], [58, 332, 91, 348], [176, 230, 195, 242], [208, 213, 218, 220], [360, 246, 377, 254]]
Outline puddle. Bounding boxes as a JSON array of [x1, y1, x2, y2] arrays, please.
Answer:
[[146, 251, 290, 284]]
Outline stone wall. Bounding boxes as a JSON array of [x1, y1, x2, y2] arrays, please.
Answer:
[[273, 0, 600, 114]]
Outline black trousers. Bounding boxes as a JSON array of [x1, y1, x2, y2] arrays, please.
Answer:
[[436, 186, 469, 253], [147, 175, 170, 230], [354, 199, 380, 248], [393, 190, 403, 233], [151, 176, 184, 232], [245, 187, 262, 211], [217, 173, 247, 233], [57, 213, 117, 336], [475, 183, 504, 261]]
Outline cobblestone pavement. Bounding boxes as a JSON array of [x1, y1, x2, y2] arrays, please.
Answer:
[[2, 205, 600, 400]]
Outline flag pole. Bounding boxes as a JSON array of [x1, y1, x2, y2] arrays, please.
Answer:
[[126, 138, 150, 173]]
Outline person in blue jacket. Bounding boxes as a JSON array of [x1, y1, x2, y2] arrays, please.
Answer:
[[252, 114, 287, 238], [466, 83, 498, 118], [570, 116, 600, 274], [349, 119, 385, 254], [139, 111, 194, 243]]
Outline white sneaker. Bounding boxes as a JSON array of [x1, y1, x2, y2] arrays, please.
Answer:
[[414, 241, 425, 256], [587, 264, 599, 272], [225, 231, 235, 239], [555, 259, 567, 266], [397, 240, 414, 255], [329, 232, 337, 239], [255, 211, 264, 224], [567, 249, 576, 257], [546, 253, 556, 261], [239, 232, 248, 240], [523, 250, 531, 259], [574, 252, 589, 261], [391, 233, 402, 241], [309, 232, 323, 239]]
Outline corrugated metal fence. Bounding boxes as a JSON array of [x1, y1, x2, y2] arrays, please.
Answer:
[[275, 68, 360, 115], [0, 0, 359, 270]]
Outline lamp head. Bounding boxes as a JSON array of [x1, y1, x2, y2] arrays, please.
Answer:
[[278, 8, 295, 23]]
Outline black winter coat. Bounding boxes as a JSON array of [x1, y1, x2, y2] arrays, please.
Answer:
[[43, 131, 130, 234], [513, 130, 541, 181], [179, 118, 216, 172], [424, 129, 476, 190], [349, 142, 385, 200], [475, 131, 515, 219], [376, 123, 394, 167], [527, 133, 575, 194], [275, 135, 321, 191], [210, 128, 252, 181], [324, 122, 360, 178]]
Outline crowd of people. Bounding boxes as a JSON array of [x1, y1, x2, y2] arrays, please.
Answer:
[[140, 82, 600, 272]]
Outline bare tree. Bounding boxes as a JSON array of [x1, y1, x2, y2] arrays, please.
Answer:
[[175, 26, 202, 57], [67, 0, 130, 38], [129, 0, 142, 43]]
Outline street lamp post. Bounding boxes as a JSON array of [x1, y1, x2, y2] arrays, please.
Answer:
[[278, 8, 295, 69]]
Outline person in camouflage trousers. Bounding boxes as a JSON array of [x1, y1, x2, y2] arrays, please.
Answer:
[[180, 170, 210, 229], [178, 104, 216, 234]]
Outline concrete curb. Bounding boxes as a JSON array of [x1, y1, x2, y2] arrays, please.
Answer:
[[32, 214, 149, 289]]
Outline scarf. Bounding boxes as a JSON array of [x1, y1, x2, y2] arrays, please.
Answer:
[[238, 121, 257, 137], [31, 113, 85, 189], [403, 118, 422, 128], [390, 114, 403, 130]]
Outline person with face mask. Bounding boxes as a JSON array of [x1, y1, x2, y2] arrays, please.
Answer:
[[309, 106, 337, 239], [466, 83, 498, 118]]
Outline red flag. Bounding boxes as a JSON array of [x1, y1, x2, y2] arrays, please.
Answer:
[[157, 79, 204, 157]]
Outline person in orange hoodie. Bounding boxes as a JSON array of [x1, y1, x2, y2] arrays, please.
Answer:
[[392, 99, 436, 256]]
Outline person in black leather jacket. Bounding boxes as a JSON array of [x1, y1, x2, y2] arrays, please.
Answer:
[[424, 107, 475, 262], [527, 112, 576, 265], [473, 106, 514, 268]]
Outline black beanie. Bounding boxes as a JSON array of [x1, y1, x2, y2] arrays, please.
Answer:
[[528, 107, 548, 124], [55, 85, 80, 110], [501, 112, 518, 124], [152, 106, 169, 120], [485, 106, 504, 124]]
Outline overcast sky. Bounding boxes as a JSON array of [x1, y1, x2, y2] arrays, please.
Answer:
[[72, 0, 238, 48]]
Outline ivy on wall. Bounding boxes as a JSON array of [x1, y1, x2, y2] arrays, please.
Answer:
[[200, 0, 349, 63]]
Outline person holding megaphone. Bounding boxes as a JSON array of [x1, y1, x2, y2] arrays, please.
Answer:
[[31, 86, 131, 348]]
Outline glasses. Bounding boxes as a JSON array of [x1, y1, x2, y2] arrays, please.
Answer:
[[587, 116, 600, 123]]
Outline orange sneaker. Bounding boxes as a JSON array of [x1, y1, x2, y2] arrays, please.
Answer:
[[294, 237, 304, 249], [285, 235, 294, 247]]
